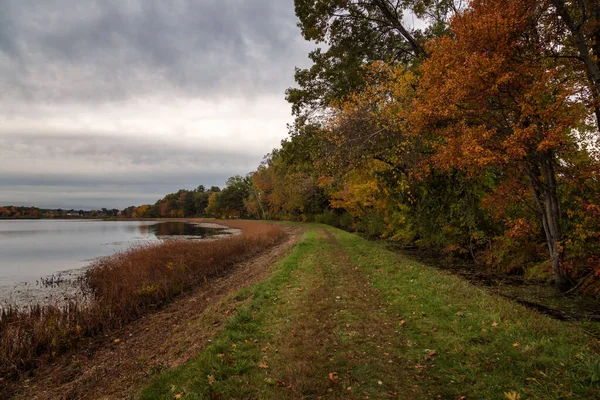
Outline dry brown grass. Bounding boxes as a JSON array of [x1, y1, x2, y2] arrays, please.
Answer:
[[0, 220, 284, 380]]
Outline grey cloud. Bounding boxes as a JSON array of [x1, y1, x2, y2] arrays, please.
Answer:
[[0, 0, 309, 209], [0, 0, 312, 103], [1, 131, 256, 166], [0, 131, 260, 208]]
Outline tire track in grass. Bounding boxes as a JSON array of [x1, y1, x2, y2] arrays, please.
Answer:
[[142, 225, 600, 399], [262, 228, 430, 399]]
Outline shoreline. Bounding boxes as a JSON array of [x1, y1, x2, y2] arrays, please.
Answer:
[[0, 220, 238, 308], [0, 220, 286, 387]]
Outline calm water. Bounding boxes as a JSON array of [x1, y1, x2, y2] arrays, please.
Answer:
[[0, 220, 225, 288]]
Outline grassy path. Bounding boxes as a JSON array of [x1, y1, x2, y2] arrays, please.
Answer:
[[141, 227, 600, 399]]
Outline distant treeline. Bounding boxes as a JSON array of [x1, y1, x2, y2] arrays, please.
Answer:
[[121, 178, 250, 219], [0, 206, 119, 219]]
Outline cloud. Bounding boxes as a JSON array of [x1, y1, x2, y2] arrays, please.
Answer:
[[0, 101, 279, 209], [0, 128, 259, 209], [0, 0, 312, 103], [0, 0, 314, 208]]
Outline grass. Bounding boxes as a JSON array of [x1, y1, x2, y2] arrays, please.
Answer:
[[0, 220, 285, 381], [331, 228, 600, 399], [141, 225, 600, 399], [140, 228, 317, 399]]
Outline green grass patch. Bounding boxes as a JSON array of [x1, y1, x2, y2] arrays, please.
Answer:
[[330, 227, 600, 399], [139, 229, 317, 399], [140, 225, 599, 399]]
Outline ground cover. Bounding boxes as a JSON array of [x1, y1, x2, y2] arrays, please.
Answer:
[[142, 225, 600, 399]]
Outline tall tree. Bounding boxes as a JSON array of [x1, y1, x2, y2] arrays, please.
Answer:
[[414, 0, 586, 290]]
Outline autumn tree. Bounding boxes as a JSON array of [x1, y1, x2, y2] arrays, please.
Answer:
[[414, 0, 588, 290], [288, 0, 461, 118], [249, 145, 329, 221], [219, 176, 251, 218], [205, 191, 223, 218]]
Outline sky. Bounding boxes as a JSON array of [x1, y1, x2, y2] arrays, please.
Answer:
[[0, 0, 315, 210]]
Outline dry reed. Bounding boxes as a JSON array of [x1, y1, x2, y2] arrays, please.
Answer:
[[0, 221, 284, 379]]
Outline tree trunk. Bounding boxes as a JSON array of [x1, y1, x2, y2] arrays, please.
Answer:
[[527, 154, 571, 291], [372, 0, 427, 58], [552, 0, 600, 131]]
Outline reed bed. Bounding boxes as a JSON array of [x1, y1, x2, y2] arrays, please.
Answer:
[[0, 221, 284, 379]]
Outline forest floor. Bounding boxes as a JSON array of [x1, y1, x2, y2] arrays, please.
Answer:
[[9, 224, 600, 399]]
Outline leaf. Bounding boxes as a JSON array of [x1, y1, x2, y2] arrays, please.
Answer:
[[258, 362, 269, 369], [207, 375, 216, 386], [329, 372, 339, 385], [504, 391, 521, 400]]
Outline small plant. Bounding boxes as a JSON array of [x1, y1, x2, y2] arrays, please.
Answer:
[[136, 283, 160, 296]]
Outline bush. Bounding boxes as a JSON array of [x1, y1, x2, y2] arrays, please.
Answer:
[[356, 212, 386, 238], [314, 210, 354, 231]]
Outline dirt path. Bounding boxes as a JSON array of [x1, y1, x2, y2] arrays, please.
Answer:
[[260, 229, 433, 398], [11, 226, 304, 400]]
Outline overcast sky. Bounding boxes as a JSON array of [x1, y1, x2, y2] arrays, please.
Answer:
[[0, 0, 315, 209]]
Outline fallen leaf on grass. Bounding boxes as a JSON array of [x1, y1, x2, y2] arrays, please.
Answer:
[[174, 393, 183, 399], [258, 362, 269, 369], [207, 375, 216, 386], [329, 372, 339, 384], [264, 377, 275, 385], [113, 338, 121, 344], [424, 350, 437, 361], [504, 391, 521, 400]]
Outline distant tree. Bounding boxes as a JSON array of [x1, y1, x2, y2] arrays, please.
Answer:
[[193, 191, 210, 216], [219, 176, 251, 218], [205, 192, 222, 217]]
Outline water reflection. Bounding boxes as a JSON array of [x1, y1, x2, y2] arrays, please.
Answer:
[[147, 221, 226, 237], [0, 220, 227, 288]]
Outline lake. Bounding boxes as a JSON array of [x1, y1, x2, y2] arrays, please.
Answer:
[[0, 220, 229, 302]]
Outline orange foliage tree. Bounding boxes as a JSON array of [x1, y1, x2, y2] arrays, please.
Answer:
[[414, 0, 588, 290]]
